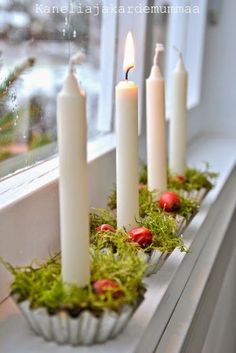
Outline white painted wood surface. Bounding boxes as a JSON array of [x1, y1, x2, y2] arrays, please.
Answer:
[[0, 135, 235, 353]]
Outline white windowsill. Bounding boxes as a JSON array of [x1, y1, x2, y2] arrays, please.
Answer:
[[0, 132, 116, 210], [0, 134, 235, 353]]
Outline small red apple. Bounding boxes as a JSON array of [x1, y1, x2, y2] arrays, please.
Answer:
[[96, 224, 116, 232], [93, 279, 123, 297], [159, 191, 181, 212], [177, 175, 186, 183], [128, 227, 153, 248]]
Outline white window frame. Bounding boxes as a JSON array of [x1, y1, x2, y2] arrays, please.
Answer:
[[97, 0, 118, 132], [165, 0, 208, 116]]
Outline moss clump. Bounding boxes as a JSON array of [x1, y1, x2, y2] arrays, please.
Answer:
[[90, 208, 117, 235], [139, 186, 157, 218], [91, 228, 128, 253], [138, 211, 187, 253], [108, 186, 157, 216], [176, 195, 198, 219], [1, 249, 146, 316], [108, 186, 198, 221], [91, 205, 187, 254], [139, 163, 218, 192], [168, 165, 218, 191]]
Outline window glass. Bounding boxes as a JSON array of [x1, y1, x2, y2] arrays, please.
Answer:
[[0, 0, 114, 178]]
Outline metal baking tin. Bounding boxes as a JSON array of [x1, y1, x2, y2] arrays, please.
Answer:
[[181, 187, 209, 204], [138, 250, 170, 276], [15, 298, 142, 346]]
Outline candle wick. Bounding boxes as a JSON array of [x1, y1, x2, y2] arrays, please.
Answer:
[[153, 43, 164, 66], [125, 66, 133, 80], [173, 45, 183, 60], [153, 51, 158, 66]]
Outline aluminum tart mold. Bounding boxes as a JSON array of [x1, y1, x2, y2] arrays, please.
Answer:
[[13, 296, 143, 346]]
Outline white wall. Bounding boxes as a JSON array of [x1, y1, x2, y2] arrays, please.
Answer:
[[188, 0, 236, 140]]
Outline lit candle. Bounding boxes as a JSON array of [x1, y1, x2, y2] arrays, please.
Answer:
[[169, 51, 188, 175], [116, 32, 139, 230], [146, 43, 167, 196], [57, 62, 90, 286]]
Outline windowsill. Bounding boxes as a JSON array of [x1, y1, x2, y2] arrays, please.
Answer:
[[0, 132, 116, 210], [0, 134, 236, 352]]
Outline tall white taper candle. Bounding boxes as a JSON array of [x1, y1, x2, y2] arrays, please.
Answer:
[[169, 51, 188, 175], [116, 32, 139, 230], [146, 43, 167, 195], [57, 67, 90, 286]]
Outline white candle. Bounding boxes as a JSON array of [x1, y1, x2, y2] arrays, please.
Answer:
[[57, 67, 90, 286], [169, 52, 188, 175], [146, 43, 167, 195], [116, 32, 139, 230]]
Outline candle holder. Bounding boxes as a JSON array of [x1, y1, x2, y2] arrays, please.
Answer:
[[139, 164, 218, 206], [2, 249, 146, 346], [180, 187, 209, 204], [14, 296, 143, 346], [138, 250, 170, 277], [167, 166, 218, 203], [90, 206, 188, 278]]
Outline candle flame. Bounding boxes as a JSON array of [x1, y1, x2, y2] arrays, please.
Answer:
[[123, 32, 135, 74]]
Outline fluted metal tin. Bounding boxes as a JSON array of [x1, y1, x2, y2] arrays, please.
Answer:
[[137, 214, 188, 277], [15, 298, 142, 346], [181, 187, 208, 204], [175, 214, 187, 234], [138, 249, 170, 276]]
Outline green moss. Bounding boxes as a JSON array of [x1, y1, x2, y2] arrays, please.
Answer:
[[139, 163, 218, 192], [138, 211, 187, 252], [176, 195, 198, 219], [107, 186, 198, 221], [168, 165, 218, 191], [139, 187, 157, 217], [91, 229, 128, 252], [90, 208, 117, 235], [108, 186, 157, 215], [91, 205, 187, 254], [1, 249, 146, 316]]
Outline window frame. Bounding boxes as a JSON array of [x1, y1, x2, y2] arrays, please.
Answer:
[[165, 0, 208, 117], [97, 0, 118, 132]]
